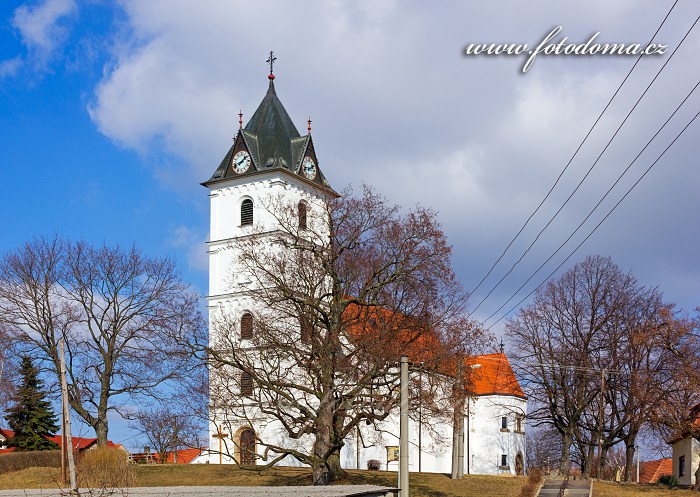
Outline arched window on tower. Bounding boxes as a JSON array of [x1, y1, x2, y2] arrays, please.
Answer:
[[240, 312, 253, 340], [241, 199, 253, 226], [298, 201, 307, 230]]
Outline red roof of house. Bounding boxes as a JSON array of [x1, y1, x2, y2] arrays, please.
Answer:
[[131, 448, 206, 464], [0, 430, 118, 451], [164, 448, 206, 464], [466, 353, 526, 399], [0, 428, 15, 439], [639, 458, 672, 483]]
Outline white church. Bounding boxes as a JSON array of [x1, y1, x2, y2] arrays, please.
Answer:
[[200, 60, 527, 476]]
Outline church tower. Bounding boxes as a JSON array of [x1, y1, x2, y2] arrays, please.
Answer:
[[202, 54, 335, 463]]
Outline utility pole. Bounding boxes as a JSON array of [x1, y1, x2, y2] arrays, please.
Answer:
[[418, 364, 422, 473], [451, 356, 465, 479], [636, 445, 640, 483], [597, 368, 605, 478], [399, 356, 409, 497], [173, 415, 178, 464], [59, 339, 78, 495]]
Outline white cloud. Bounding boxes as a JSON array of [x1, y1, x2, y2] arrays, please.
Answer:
[[3, 0, 77, 74], [86, 1, 700, 325], [168, 225, 208, 274]]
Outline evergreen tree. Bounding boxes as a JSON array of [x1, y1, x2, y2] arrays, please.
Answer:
[[5, 356, 59, 451]]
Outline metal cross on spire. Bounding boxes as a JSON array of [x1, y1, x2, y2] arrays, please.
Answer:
[[266, 51, 277, 75]]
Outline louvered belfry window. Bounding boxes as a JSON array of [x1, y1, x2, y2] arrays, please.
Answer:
[[298, 201, 307, 230], [241, 372, 254, 396], [240, 313, 253, 340], [300, 315, 312, 344], [241, 199, 253, 226]]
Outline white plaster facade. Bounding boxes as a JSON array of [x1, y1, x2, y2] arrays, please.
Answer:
[[672, 435, 699, 486]]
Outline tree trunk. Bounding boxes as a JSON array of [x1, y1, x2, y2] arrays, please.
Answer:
[[623, 444, 635, 482], [581, 442, 595, 479], [311, 394, 346, 485], [311, 449, 343, 485], [95, 408, 109, 445], [559, 432, 572, 476]]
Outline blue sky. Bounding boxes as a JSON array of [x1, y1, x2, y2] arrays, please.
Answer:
[[1, 0, 699, 451]]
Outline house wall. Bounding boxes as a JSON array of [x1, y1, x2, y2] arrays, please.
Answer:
[[468, 395, 526, 475], [673, 436, 699, 486]]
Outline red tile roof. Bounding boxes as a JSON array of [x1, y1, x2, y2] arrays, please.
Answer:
[[164, 448, 206, 464], [131, 448, 206, 464], [0, 430, 119, 452], [0, 428, 15, 439], [466, 353, 526, 399], [639, 458, 672, 483]]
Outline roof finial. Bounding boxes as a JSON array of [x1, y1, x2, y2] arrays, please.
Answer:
[[307, 116, 312, 135], [238, 110, 243, 129], [266, 51, 277, 80], [499, 338, 505, 354]]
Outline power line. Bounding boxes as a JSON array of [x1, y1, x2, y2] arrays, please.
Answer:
[[469, 10, 699, 317], [480, 77, 700, 326], [484, 106, 700, 331], [467, 0, 681, 303]]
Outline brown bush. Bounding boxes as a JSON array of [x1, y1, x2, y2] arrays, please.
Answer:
[[517, 468, 544, 497], [0, 450, 61, 473], [78, 446, 134, 489]]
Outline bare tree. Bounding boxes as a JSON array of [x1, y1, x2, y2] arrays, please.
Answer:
[[207, 186, 479, 485], [506, 255, 685, 479], [0, 324, 19, 417], [0, 237, 205, 444], [526, 424, 563, 473], [131, 405, 203, 464]]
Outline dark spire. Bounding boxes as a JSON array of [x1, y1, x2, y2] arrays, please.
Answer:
[[243, 64, 300, 169]]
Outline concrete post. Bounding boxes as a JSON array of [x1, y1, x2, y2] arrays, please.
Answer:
[[400, 356, 409, 497]]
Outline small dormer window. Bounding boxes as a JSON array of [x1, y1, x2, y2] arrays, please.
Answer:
[[241, 199, 253, 226], [298, 201, 307, 230]]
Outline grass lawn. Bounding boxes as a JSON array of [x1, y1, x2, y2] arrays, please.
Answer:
[[0, 465, 528, 497], [593, 480, 689, 497]]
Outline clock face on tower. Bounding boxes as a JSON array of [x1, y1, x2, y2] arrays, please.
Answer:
[[232, 150, 251, 174], [302, 156, 316, 180]]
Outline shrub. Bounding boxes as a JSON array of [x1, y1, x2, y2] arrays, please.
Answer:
[[517, 467, 544, 497], [0, 450, 61, 473], [78, 446, 134, 489], [658, 474, 678, 485], [367, 459, 381, 470]]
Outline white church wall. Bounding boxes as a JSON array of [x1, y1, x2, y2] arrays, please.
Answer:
[[468, 395, 526, 475]]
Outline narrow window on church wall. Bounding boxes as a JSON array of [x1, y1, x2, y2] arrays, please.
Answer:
[[501, 416, 509, 431], [241, 312, 253, 340], [241, 199, 253, 226], [241, 372, 254, 396], [298, 201, 307, 230], [300, 314, 312, 344]]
